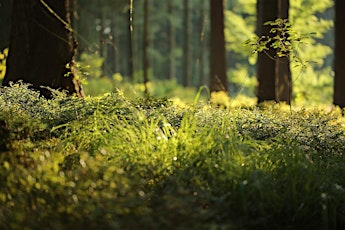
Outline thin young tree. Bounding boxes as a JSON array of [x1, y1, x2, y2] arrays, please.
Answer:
[[3, 0, 83, 97], [209, 0, 228, 93]]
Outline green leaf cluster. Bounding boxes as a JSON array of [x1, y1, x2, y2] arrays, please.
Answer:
[[226, 0, 333, 103]]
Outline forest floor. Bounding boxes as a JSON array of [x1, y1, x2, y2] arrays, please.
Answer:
[[0, 83, 345, 229]]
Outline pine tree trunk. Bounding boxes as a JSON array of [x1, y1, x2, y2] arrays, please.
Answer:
[[168, 1, 176, 81], [183, 0, 192, 87], [3, 0, 83, 97], [198, 0, 207, 87], [127, 0, 134, 81], [334, 0, 345, 108], [209, 0, 228, 93], [275, 0, 291, 104], [256, 0, 277, 103], [257, 0, 291, 104], [143, 0, 149, 95], [0, 0, 13, 51]]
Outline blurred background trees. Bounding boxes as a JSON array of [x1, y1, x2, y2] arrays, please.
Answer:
[[0, 0, 335, 105]]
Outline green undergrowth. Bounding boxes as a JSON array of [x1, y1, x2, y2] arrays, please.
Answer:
[[0, 83, 345, 229]]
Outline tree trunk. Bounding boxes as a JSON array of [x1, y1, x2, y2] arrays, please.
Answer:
[[0, 0, 13, 51], [209, 0, 228, 93], [98, 2, 106, 78], [198, 0, 208, 87], [256, 0, 291, 104], [183, 0, 192, 87], [256, 0, 277, 103], [106, 20, 118, 76], [127, 0, 134, 81], [3, 0, 83, 97], [143, 0, 149, 95], [275, 0, 291, 104], [334, 0, 345, 108], [168, 1, 176, 81]]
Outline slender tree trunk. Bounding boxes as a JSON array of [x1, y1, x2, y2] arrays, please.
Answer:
[[143, 0, 149, 95], [257, 0, 291, 104], [98, 3, 106, 78], [209, 0, 228, 93], [168, 1, 176, 81], [3, 0, 83, 97], [275, 0, 291, 104], [334, 0, 345, 108], [256, 0, 276, 103], [128, 0, 134, 81], [106, 20, 118, 76], [183, 0, 192, 87], [198, 0, 207, 87]]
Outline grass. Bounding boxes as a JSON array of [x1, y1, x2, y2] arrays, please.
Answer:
[[0, 83, 345, 229]]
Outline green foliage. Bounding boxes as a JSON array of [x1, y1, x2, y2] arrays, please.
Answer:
[[83, 77, 202, 103], [1, 83, 345, 229], [228, 64, 257, 97], [77, 52, 104, 79], [226, 0, 333, 104], [225, 10, 256, 58], [245, 18, 317, 69]]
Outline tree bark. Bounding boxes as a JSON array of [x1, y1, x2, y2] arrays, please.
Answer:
[[256, 0, 291, 104], [143, 0, 149, 95], [256, 0, 277, 103], [0, 0, 13, 51], [209, 0, 228, 93], [183, 0, 192, 87], [127, 0, 134, 81], [168, 1, 176, 81], [3, 0, 83, 98], [198, 0, 207, 87], [334, 0, 345, 108], [275, 0, 291, 104]]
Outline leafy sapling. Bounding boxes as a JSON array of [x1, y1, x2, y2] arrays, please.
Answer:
[[244, 18, 316, 70]]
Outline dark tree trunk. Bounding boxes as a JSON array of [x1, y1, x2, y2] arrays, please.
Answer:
[[256, 0, 277, 103], [275, 0, 291, 104], [0, 0, 13, 51], [256, 0, 291, 104], [3, 0, 83, 97], [209, 0, 228, 93], [334, 0, 345, 108]]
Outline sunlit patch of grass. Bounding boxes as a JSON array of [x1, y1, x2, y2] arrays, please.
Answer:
[[1, 83, 345, 229]]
